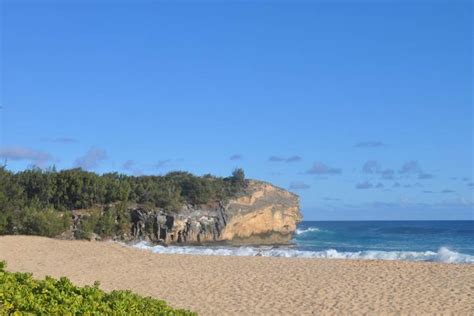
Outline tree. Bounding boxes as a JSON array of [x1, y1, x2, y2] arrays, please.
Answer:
[[231, 168, 245, 185], [0, 166, 248, 238]]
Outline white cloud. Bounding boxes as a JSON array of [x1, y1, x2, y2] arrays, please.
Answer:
[[74, 147, 107, 170]]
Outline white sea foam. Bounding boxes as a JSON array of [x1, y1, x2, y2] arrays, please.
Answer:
[[131, 242, 474, 264], [295, 227, 321, 235]]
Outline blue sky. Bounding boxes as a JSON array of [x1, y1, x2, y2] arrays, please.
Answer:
[[1, 1, 472, 220]]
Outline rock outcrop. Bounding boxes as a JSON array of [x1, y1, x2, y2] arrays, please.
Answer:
[[127, 180, 301, 245]]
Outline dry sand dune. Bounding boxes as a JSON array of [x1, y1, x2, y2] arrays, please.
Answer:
[[1, 236, 473, 315]]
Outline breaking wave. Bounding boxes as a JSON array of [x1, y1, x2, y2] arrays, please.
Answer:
[[295, 227, 322, 235], [131, 242, 474, 264]]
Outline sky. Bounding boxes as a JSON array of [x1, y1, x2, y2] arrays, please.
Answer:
[[0, 1, 472, 220]]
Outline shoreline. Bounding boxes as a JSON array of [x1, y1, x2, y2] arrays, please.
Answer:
[[1, 235, 473, 315], [129, 239, 474, 264]]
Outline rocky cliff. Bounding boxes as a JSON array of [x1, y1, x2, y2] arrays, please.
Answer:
[[123, 180, 301, 245]]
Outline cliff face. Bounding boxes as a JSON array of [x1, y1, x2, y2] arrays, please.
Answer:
[[127, 181, 302, 245]]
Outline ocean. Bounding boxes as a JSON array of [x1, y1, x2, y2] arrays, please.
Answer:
[[132, 220, 474, 264]]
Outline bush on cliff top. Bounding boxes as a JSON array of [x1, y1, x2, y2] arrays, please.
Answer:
[[0, 261, 196, 315], [0, 166, 246, 237], [0, 166, 246, 211]]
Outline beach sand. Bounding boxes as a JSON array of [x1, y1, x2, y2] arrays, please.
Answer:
[[1, 236, 473, 315]]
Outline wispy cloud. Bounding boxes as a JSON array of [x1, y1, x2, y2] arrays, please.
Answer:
[[359, 160, 433, 183], [355, 181, 384, 189], [289, 181, 310, 190], [393, 182, 401, 188], [74, 147, 107, 170], [399, 161, 421, 174], [155, 159, 171, 169], [381, 169, 395, 179], [41, 137, 78, 144], [323, 197, 341, 201], [443, 197, 474, 207], [347, 199, 474, 213], [269, 155, 302, 163], [356, 181, 373, 189], [286, 155, 302, 163], [360, 160, 395, 180], [423, 190, 434, 193], [355, 141, 385, 148], [229, 154, 243, 161], [362, 160, 380, 174], [269, 156, 285, 162], [418, 172, 434, 180], [0, 146, 53, 166], [441, 189, 455, 194], [122, 160, 143, 175], [306, 162, 342, 175], [398, 160, 435, 180], [123, 160, 134, 170]]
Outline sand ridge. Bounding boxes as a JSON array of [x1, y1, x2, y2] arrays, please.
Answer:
[[1, 236, 473, 315]]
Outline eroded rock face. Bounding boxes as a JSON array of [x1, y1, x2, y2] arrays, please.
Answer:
[[128, 181, 302, 245]]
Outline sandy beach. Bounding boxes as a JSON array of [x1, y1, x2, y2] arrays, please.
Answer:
[[1, 236, 473, 315]]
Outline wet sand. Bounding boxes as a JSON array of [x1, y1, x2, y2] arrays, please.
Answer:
[[1, 236, 473, 315]]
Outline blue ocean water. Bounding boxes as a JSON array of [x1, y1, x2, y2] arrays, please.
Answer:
[[293, 221, 474, 263], [132, 221, 474, 264]]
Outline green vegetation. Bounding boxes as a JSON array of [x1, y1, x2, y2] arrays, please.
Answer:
[[0, 261, 195, 315], [0, 166, 246, 238], [72, 203, 132, 240]]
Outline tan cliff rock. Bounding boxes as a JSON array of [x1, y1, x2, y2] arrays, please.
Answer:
[[125, 180, 302, 245], [220, 181, 301, 244]]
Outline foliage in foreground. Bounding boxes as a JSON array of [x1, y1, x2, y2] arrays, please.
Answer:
[[0, 261, 196, 315]]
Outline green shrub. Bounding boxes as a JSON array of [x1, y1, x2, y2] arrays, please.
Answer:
[[0, 261, 195, 315], [21, 208, 71, 237], [95, 206, 117, 237], [114, 202, 132, 236], [0, 166, 247, 239]]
